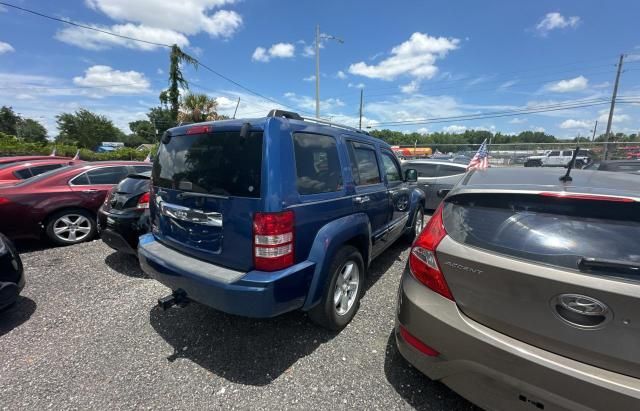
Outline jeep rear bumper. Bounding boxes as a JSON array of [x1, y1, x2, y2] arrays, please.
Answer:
[[138, 234, 315, 318]]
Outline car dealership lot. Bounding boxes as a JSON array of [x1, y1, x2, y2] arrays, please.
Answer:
[[0, 240, 474, 410]]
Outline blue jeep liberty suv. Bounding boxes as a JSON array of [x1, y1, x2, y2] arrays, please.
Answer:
[[139, 110, 425, 330]]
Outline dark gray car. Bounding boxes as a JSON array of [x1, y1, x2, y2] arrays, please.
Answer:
[[402, 160, 467, 210], [395, 167, 640, 410]]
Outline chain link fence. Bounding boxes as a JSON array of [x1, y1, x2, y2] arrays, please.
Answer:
[[396, 142, 640, 167]]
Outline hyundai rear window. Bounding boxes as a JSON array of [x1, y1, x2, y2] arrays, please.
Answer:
[[153, 131, 263, 198], [443, 193, 640, 278]]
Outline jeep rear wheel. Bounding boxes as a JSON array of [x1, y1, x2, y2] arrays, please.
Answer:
[[308, 245, 364, 330]]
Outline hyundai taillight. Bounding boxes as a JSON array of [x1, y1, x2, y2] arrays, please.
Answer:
[[0, 197, 10, 205], [408, 203, 454, 300], [137, 192, 150, 209], [253, 211, 294, 271]]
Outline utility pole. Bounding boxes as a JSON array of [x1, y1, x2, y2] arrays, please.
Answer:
[[358, 88, 364, 130], [315, 24, 320, 119], [232, 97, 240, 119], [603, 54, 624, 159], [591, 120, 598, 142]]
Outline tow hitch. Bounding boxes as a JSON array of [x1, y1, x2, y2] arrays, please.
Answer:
[[157, 289, 189, 310]]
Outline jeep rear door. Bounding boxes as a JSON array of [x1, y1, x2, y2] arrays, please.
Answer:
[[379, 149, 410, 242], [438, 192, 640, 379], [152, 127, 264, 272]]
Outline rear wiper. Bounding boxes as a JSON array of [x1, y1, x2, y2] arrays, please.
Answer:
[[176, 191, 229, 200], [578, 257, 640, 277]]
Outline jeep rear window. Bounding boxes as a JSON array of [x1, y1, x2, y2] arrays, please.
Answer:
[[153, 130, 263, 198], [443, 193, 640, 278]]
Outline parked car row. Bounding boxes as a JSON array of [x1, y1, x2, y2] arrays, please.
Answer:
[[0, 161, 151, 245]]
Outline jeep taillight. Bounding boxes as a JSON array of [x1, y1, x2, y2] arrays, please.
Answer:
[[253, 211, 294, 271], [408, 203, 454, 300]]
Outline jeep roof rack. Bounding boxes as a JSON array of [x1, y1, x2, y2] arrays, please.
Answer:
[[266, 109, 369, 135]]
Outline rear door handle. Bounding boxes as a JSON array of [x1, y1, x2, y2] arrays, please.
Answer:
[[82, 189, 100, 193], [353, 195, 370, 204]]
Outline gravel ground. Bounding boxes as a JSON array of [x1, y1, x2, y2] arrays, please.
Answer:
[[0, 239, 475, 410]]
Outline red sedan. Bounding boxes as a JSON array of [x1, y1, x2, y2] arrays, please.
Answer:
[[0, 161, 152, 245], [0, 159, 83, 184], [0, 155, 72, 165]]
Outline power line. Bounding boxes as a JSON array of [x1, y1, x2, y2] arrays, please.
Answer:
[[0, 2, 171, 48], [368, 99, 615, 128], [0, 1, 308, 115]]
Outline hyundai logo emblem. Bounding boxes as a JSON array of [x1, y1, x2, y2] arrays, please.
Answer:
[[551, 294, 612, 329]]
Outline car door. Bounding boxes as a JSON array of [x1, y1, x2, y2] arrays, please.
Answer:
[[433, 163, 467, 204], [379, 149, 410, 243], [69, 166, 130, 210], [545, 150, 561, 166], [345, 140, 389, 257], [411, 162, 439, 209]]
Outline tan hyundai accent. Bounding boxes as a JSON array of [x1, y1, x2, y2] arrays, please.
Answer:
[[395, 167, 640, 410]]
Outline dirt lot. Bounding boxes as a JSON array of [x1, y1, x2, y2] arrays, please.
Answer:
[[0, 239, 474, 410]]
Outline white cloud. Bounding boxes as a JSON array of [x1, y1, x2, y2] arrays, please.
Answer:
[[336, 70, 347, 80], [303, 75, 316, 82], [157, 68, 164, 75], [348, 82, 365, 89], [499, 79, 518, 90], [56, 23, 189, 50], [546, 75, 588, 93], [72, 65, 150, 97], [252, 42, 295, 62], [284, 92, 345, 112], [509, 117, 526, 124], [536, 12, 580, 36], [400, 80, 420, 94], [559, 119, 591, 129], [443, 125, 467, 134], [348, 32, 459, 81], [416, 127, 429, 134], [597, 110, 630, 124], [532, 126, 546, 133], [85, 0, 241, 38], [0, 41, 14, 54]]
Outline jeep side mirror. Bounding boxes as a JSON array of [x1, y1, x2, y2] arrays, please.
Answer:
[[437, 188, 451, 199], [405, 168, 418, 182]]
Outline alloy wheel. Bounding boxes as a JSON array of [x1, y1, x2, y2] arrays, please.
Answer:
[[52, 214, 92, 243], [333, 261, 360, 316]]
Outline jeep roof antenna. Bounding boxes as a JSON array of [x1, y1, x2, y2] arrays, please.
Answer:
[[559, 145, 580, 183]]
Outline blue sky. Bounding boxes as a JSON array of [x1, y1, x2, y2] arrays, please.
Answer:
[[1, 0, 640, 139]]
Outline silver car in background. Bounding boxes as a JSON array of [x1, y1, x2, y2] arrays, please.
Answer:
[[395, 167, 640, 410], [401, 160, 467, 210]]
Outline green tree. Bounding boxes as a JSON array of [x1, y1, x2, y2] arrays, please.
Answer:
[[0, 106, 20, 136], [129, 120, 157, 143], [55, 109, 125, 148], [17, 118, 48, 143], [166, 44, 198, 122], [147, 106, 174, 136]]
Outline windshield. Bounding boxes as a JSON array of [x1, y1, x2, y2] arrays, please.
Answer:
[[153, 131, 263, 198]]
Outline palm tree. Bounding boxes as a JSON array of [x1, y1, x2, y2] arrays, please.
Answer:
[[178, 93, 225, 123]]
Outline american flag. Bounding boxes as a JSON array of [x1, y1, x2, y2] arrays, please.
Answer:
[[467, 139, 489, 170]]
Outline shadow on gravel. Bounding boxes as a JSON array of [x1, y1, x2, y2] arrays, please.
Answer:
[[383, 332, 477, 410], [148, 241, 407, 386], [0, 296, 37, 337], [365, 241, 407, 292], [150, 305, 336, 386], [105, 251, 146, 278], [13, 239, 50, 254]]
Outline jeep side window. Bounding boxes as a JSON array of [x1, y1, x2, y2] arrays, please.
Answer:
[[293, 133, 342, 195], [347, 142, 381, 186], [549, 151, 561, 156], [381, 151, 402, 183], [562, 150, 573, 156]]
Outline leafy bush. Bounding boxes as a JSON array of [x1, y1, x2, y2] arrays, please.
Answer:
[[0, 133, 156, 161]]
